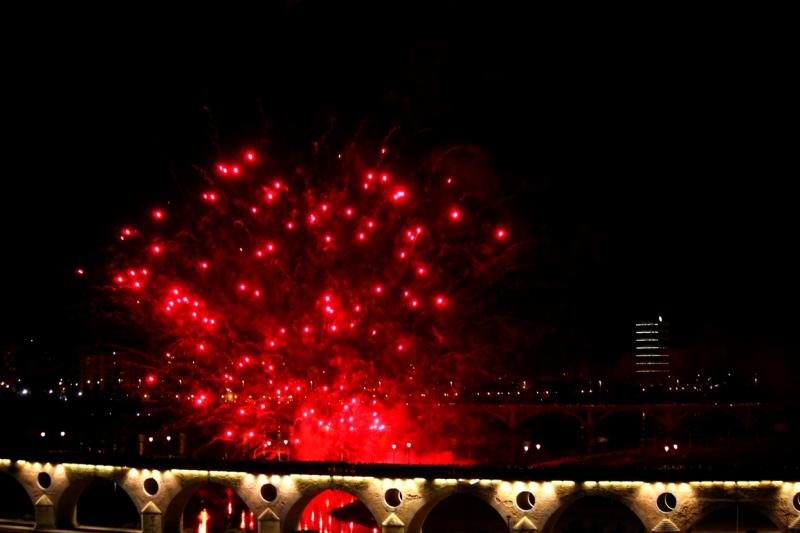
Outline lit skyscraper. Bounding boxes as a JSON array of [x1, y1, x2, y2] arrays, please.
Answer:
[[634, 316, 670, 379]]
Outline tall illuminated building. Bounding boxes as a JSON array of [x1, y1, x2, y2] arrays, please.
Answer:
[[634, 316, 670, 380]]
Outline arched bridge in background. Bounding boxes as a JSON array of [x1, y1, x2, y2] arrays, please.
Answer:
[[1, 456, 799, 533], [453, 402, 784, 434], [445, 402, 791, 459]]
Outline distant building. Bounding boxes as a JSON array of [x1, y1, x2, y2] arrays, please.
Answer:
[[2, 340, 65, 391], [79, 351, 135, 391], [1, 348, 18, 382], [634, 316, 670, 381]]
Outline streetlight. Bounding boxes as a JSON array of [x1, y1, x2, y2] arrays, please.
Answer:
[[391, 443, 397, 463], [406, 442, 412, 464]]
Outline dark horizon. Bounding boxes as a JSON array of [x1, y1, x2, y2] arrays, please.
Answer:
[[1, 6, 797, 389]]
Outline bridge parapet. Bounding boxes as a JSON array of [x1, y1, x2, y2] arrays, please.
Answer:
[[2, 458, 799, 533]]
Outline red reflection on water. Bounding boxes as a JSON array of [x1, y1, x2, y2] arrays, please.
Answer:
[[298, 489, 378, 533], [197, 508, 209, 533], [186, 486, 249, 533]]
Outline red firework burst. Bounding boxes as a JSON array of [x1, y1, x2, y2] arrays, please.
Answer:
[[106, 143, 518, 462]]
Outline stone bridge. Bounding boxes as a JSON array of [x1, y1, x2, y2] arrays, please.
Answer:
[[1, 457, 799, 533]]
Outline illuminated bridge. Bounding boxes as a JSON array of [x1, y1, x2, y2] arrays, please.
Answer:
[[1, 456, 799, 533]]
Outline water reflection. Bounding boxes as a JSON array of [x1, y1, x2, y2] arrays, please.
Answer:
[[184, 485, 253, 533], [298, 489, 378, 533]]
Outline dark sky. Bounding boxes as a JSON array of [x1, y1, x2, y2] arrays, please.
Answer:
[[1, 5, 796, 383]]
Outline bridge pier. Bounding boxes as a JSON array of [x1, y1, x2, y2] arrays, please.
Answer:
[[257, 508, 279, 533], [585, 410, 595, 454], [513, 516, 537, 531], [33, 495, 55, 530], [382, 512, 404, 533], [141, 502, 162, 533]]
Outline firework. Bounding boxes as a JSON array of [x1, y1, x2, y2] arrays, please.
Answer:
[[106, 142, 518, 462]]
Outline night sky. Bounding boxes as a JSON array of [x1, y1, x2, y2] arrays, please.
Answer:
[[2, 5, 796, 388]]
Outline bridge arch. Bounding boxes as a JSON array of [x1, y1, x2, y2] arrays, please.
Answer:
[[283, 483, 385, 532], [446, 411, 514, 462], [517, 410, 585, 430], [407, 487, 508, 533], [542, 493, 648, 533], [0, 471, 35, 524], [674, 410, 749, 445], [687, 501, 782, 533], [75, 477, 141, 529], [592, 411, 666, 451], [162, 480, 254, 533], [515, 412, 584, 457], [55, 475, 140, 529], [470, 409, 515, 432], [751, 406, 793, 435]]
